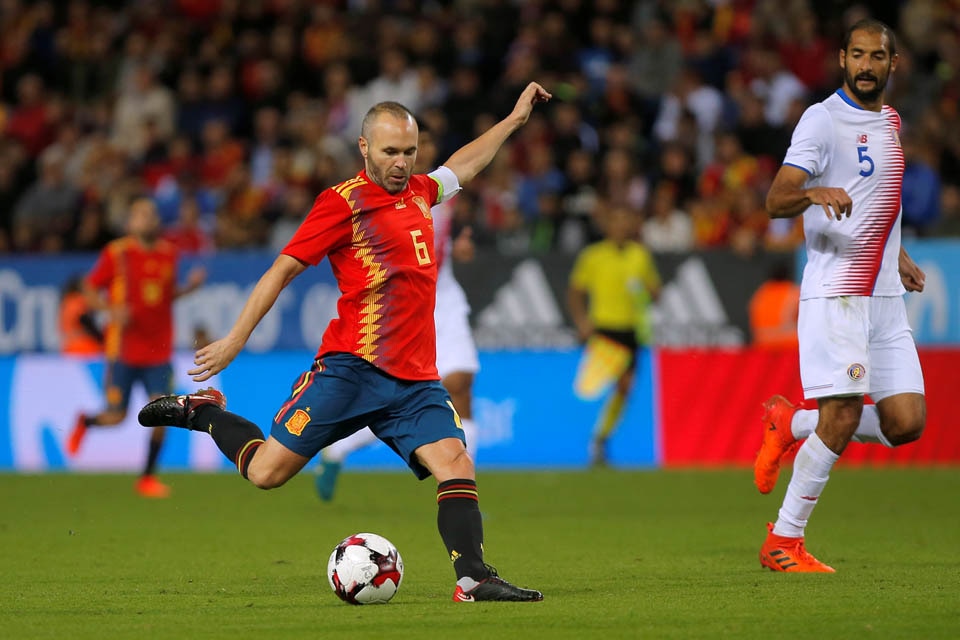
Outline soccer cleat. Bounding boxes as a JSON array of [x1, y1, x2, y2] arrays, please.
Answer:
[[66, 415, 88, 457], [315, 460, 342, 502], [138, 388, 226, 430], [452, 565, 543, 602], [754, 395, 800, 494], [759, 522, 835, 573], [135, 475, 171, 499]]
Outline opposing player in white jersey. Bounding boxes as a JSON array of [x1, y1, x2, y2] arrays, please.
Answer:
[[754, 19, 927, 572], [313, 125, 481, 501]]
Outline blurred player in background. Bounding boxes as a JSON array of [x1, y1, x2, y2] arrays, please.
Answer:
[[313, 123, 481, 501], [756, 19, 926, 572], [67, 197, 206, 498], [139, 83, 550, 601], [567, 204, 661, 467]]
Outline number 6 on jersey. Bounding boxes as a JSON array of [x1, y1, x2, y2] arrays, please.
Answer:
[[410, 229, 432, 265]]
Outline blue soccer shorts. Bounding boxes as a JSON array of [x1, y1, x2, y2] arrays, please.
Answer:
[[270, 352, 465, 479], [105, 361, 174, 410]]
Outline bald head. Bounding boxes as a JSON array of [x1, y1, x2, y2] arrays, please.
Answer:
[[358, 102, 419, 194], [360, 102, 417, 141]]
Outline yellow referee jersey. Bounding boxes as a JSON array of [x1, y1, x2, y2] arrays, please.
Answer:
[[569, 239, 661, 341]]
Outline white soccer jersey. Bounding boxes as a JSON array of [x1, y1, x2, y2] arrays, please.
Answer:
[[432, 198, 479, 376], [783, 89, 905, 299]]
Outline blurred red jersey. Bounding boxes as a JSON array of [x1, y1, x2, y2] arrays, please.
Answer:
[[282, 171, 442, 380], [86, 237, 179, 367]]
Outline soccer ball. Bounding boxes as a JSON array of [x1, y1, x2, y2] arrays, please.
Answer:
[[327, 533, 404, 604]]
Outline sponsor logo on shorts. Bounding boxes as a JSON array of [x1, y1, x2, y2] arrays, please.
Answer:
[[284, 409, 310, 436], [847, 363, 866, 381]]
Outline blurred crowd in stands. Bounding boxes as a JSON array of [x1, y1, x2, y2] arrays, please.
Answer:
[[2, 0, 960, 258]]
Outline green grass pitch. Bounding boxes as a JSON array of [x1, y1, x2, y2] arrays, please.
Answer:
[[1, 468, 957, 639]]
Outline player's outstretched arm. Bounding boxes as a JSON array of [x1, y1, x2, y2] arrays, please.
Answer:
[[188, 254, 306, 381], [442, 82, 551, 186], [766, 164, 852, 220], [175, 266, 207, 299]]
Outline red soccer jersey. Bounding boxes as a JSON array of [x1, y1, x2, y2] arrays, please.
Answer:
[[86, 237, 179, 367], [282, 171, 443, 380]]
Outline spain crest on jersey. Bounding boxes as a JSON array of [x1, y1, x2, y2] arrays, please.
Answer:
[[412, 195, 431, 219]]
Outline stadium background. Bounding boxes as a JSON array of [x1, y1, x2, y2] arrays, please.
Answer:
[[1, 0, 958, 472]]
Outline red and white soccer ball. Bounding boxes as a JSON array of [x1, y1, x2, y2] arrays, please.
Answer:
[[327, 532, 404, 605]]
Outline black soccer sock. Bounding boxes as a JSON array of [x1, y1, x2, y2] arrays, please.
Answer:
[[437, 479, 487, 580], [142, 435, 162, 476], [194, 405, 265, 479]]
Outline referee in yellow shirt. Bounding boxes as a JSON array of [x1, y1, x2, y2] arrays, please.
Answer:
[[567, 204, 662, 467]]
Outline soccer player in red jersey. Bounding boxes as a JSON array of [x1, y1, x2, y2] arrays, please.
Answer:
[[67, 197, 206, 498], [141, 82, 551, 601]]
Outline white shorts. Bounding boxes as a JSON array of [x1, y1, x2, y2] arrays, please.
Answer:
[[434, 275, 479, 379], [798, 296, 924, 401]]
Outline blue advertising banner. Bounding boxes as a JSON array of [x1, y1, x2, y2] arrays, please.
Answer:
[[901, 239, 960, 345], [3, 240, 958, 355], [0, 350, 657, 472], [0, 253, 338, 353]]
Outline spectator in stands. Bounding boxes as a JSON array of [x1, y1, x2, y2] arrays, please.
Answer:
[[5, 74, 56, 158], [0, 151, 27, 251], [628, 15, 683, 110], [112, 64, 175, 159], [653, 65, 725, 167], [0, 0, 954, 257], [216, 164, 268, 249], [72, 200, 115, 252], [550, 101, 600, 171], [651, 141, 698, 204], [733, 91, 791, 163], [175, 68, 208, 143], [743, 44, 809, 128], [728, 187, 770, 257], [597, 147, 647, 211], [198, 118, 244, 192], [11, 150, 80, 252], [496, 204, 531, 256], [362, 47, 422, 120], [578, 14, 617, 99], [901, 131, 942, 236], [320, 62, 360, 147], [642, 180, 693, 253], [776, 10, 833, 95], [163, 196, 214, 255], [200, 64, 247, 138], [515, 142, 565, 222], [249, 106, 284, 188], [300, 4, 351, 75], [560, 148, 601, 249], [689, 195, 730, 248]]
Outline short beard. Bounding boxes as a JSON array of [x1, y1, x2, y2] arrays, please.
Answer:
[[845, 69, 887, 104], [369, 166, 408, 194]]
